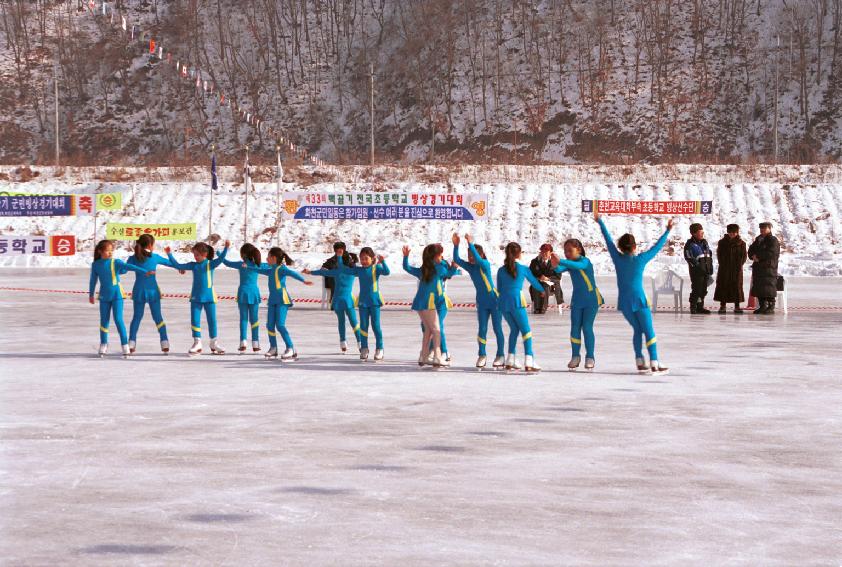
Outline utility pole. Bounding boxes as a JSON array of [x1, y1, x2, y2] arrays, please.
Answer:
[[209, 144, 215, 239], [243, 144, 250, 243], [54, 63, 60, 167], [369, 62, 375, 166], [773, 35, 779, 164]]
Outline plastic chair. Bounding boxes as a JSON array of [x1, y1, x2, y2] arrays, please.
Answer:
[[651, 269, 684, 313], [320, 278, 330, 310]]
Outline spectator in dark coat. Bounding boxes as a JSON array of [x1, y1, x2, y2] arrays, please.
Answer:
[[713, 224, 747, 313], [321, 242, 358, 301], [683, 223, 713, 314], [529, 243, 564, 314], [747, 222, 780, 314]]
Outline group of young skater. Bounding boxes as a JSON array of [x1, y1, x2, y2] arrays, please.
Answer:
[[89, 214, 678, 374]]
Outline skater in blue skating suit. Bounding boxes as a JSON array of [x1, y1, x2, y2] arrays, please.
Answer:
[[222, 243, 266, 354], [403, 243, 447, 367], [596, 214, 674, 374], [430, 256, 460, 364], [89, 239, 155, 357], [306, 246, 362, 354], [496, 242, 545, 372], [330, 247, 390, 361], [551, 238, 604, 371], [165, 240, 230, 355], [127, 234, 183, 354], [452, 233, 505, 369], [247, 247, 313, 360]]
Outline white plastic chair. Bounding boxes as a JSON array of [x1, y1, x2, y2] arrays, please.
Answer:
[[651, 269, 684, 313], [779, 284, 788, 314], [320, 278, 330, 310]]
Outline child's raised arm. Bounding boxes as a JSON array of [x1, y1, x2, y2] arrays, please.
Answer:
[[281, 265, 308, 284], [165, 248, 196, 270], [402, 254, 421, 278], [639, 220, 674, 264], [597, 216, 620, 261], [523, 264, 545, 292], [209, 241, 230, 269], [376, 256, 391, 276], [221, 257, 243, 269]]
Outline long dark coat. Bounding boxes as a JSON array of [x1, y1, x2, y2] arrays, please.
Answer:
[[747, 234, 780, 298], [713, 236, 747, 303]]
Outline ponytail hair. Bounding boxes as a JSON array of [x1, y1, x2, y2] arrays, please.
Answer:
[[420, 243, 443, 282], [268, 247, 294, 265], [94, 239, 112, 261], [191, 242, 214, 260], [134, 234, 154, 261], [240, 243, 262, 266], [618, 234, 636, 255], [504, 242, 521, 277], [563, 238, 586, 257]]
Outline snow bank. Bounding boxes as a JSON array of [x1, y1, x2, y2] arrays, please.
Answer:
[[1, 171, 840, 276]]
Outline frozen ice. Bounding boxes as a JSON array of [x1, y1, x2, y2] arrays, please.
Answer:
[[1, 269, 841, 565]]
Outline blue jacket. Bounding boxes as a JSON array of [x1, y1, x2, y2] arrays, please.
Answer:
[[553, 256, 603, 310], [311, 259, 359, 311], [127, 253, 175, 303], [598, 218, 671, 313], [222, 258, 264, 305], [496, 263, 544, 313], [89, 258, 150, 302], [336, 255, 389, 308], [684, 237, 713, 275], [251, 264, 306, 306], [434, 260, 460, 310], [403, 256, 445, 311], [453, 242, 499, 310], [167, 247, 229, 303]]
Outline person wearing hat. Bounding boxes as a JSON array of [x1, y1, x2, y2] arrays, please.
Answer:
[[683, 223, 714, 314], [747, 222, 780, 314], [713, 224, 747, 313], [529, 243, 564, 314]]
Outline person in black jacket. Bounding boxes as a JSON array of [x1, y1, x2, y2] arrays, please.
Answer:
[[747, 222, 780, 314], [684, 223, 714, 314], [320, 242, 358, 301], [529, 243, 564, 314]]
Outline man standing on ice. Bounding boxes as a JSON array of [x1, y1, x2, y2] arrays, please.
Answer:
[[684, 223, 714, 314], [747, 222, 781, 314]]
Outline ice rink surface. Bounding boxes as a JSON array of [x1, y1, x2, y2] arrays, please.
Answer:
[[1, 269, 841, 566]]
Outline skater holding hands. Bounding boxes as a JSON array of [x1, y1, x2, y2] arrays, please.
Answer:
[[453, 233, 505, 369], [165, 240, 230, 355], [126, 234, 184, 354], [496, 242, 545, 372], [222, 243, 266, 353], [332, 247, 389, 361], [403, 244, 447, 368], [247, 247, 314, 360], [551, 238, 604, 371], [89, 239, 156, 358], [305, 244, 363, 355], [596, 214, 673, 374]]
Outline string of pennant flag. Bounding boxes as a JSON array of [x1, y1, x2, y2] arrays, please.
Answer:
[[80, 0, 326, 166]]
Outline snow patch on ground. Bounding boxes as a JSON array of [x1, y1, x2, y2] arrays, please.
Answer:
[[1, 172, 840, 276]]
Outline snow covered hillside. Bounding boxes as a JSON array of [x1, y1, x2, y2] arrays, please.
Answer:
[[2, 165, 840, 276], [3, 0, 842, 164]]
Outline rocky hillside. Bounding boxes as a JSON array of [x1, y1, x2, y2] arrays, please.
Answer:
[[2, 0, 842, 165]]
